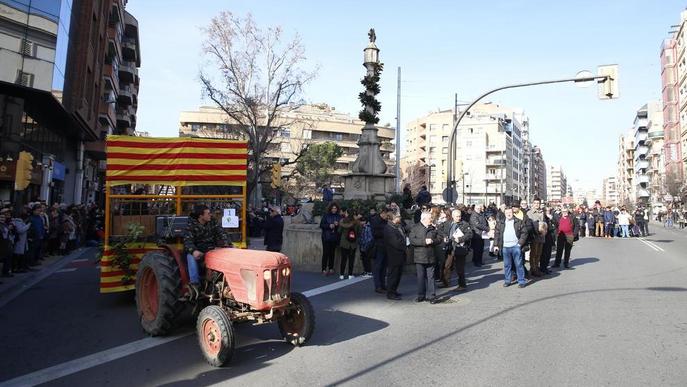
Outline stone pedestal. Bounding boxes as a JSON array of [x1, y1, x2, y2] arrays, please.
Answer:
[[343, 173, 396, 201]]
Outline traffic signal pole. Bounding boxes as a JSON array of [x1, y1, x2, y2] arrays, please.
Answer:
[[446, 74, 612, 204]]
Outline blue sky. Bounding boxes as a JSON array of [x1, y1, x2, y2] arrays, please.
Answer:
[[127, 0, 684, 190]]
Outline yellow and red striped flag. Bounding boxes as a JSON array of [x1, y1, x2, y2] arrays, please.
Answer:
[[106, 135, 248, 187]]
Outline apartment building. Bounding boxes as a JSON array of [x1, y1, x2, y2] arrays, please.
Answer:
[[675, 10, 687, 181], [179, 104, 395, 192], [546, 165, 567, 205], [616, 129, 635, 207], [603, 177, 618, 206], [661, 36, 682, 182], [403, 103, 528, 205]]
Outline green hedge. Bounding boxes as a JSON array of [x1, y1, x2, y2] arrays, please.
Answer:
[[312, 194, 409, 219]]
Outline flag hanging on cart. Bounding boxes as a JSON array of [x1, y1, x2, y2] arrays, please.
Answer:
[[106, 135, 248, 187]]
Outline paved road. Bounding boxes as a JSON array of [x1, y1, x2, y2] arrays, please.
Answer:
[[1, 228, 686, 386]]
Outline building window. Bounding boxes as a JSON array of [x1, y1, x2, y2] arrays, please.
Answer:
[[429, 147, 436, 154], [442, 136, 448, 143], [442, 147, 448, 154], [302, 129, 312, 139], [280, 142, 291, 153], [430, 135, 437, 143], [429, 124, 438, 132], [335, 133, 343, 141], [280, 128, 291, 138], [191, 123, 200, 131]]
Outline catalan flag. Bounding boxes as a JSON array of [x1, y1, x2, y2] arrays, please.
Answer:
[[106, 135, 248, 187]]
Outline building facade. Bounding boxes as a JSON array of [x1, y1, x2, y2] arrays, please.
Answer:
[[676, 10, 687, 183], [603, 177, 618, 206], [528, 145, 547, 202], [403, 103, 528, 205], [616, 129, 635, 207], [546, 165, 567, 205], [179, 104, 395, 196], [661, 36, 682, 183], [0, 0, 140, 206]]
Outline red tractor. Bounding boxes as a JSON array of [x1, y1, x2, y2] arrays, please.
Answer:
[[135, 246, 315, 366]]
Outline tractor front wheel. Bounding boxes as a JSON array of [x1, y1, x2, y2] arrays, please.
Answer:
[[197, 305, 235, 367], [278, 292, 315, 346], [135, 252, 182, 336]]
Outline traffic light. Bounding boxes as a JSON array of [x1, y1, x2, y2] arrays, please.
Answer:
[[597, 64, 619, 100], [14, 151, 33, 191], [270, 163, 282, 188]]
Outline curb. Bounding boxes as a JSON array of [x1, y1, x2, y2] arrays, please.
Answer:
[[0, 247, 97, 309]]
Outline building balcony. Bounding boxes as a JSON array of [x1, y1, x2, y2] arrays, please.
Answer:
[[648, 130, 664, 139], [486, 158, 506, 166], [119, 61, 136, 83], [117, 87, 132, 105], [635, 160, 650, 170], [485, 174, 501, 180], [635, 145, 649, 156], [122, 38, 137, 62], [116, 111, 131, 128], [636, 175, 650, 184], [636, 188, 650, 198]]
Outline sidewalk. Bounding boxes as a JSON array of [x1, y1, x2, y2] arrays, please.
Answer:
[[0, 247, 96, 308], [649, 221, 686, 234]]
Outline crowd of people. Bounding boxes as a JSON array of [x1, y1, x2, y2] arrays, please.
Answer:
[[315, 184, 675, 304], [0, 201, 103, 283]]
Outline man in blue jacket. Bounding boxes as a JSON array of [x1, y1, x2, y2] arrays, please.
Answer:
[[603, 206, 615, 238]]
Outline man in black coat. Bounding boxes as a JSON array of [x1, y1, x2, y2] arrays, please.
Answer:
[[634, 206, 648, 237], [469, 204, 489, 267], [369, 206, 389, 293], [383, 213, 407, 300], [263, 207, 284, 252], [447, 209, 473, 290], [409, 211, 442, 303]]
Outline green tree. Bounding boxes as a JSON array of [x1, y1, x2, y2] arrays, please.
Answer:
[[293, 142, 343, 189]]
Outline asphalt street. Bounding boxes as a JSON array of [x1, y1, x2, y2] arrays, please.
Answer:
[[1, 227, 686, 387]]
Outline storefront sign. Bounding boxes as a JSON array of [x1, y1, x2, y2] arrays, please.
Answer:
[[52, 161, 66, 181]]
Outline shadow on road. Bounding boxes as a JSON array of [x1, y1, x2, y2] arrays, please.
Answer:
[[323, 285, 687, 386], [646, 239, 674, 243], [157, 309, 388, 387], [569, 257, 600, 267], [645, 286, 687, 292]]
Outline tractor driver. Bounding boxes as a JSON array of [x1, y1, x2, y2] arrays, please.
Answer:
[[184, 205, 232, 291]]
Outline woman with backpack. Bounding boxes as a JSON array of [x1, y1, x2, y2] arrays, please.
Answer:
[[338, 210, 360, 279]]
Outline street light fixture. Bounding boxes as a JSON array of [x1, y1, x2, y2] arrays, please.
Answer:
[[446, 66, 618, 203]]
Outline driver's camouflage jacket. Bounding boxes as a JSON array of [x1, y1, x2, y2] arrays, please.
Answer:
[[183, 218, 231, 255]]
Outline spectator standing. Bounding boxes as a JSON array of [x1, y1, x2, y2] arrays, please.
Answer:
[[370, 205, 389, 293], [384, 213, 407, 300], [594, 203, 605, 237], [494, 207, 529, 288], [617, 208, 632, 238], [337, 210, 360, 279], [434, 208, 451, 287], [357, 217, 374, 277], [526, 198, 545, 277], [319, 202, 342, 276], [540, 206, 557, 274], [603, 206, 615, 238], [447, 209, 473, 291], [634, 206, 648, 236], [469, 204, 489, 267], [401, 184, 414, 210], [415, 185, 431, 206], [263, 206, 284, 252], [1, 210, 14, 279], [553, 208, 579, 268], [12, 210, 31, 273], [322, 185, 334, 203], [410, 211, 441, 303], [28, 204, 46, 266]]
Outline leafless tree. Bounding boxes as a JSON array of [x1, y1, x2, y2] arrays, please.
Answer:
[[199, 12, 316, 204]]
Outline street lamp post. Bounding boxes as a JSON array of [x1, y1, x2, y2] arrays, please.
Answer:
[[446, 72, 616, 203]]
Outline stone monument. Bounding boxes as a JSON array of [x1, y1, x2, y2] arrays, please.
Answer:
[[343, 29, 396, 201]]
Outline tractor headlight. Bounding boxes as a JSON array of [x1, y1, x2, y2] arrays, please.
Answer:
[[263, 270, 271, 280], [285, 267, 290, 276]]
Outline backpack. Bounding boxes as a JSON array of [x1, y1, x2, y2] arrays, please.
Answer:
[[346, 228, 357, 242], [358, 225, 373, 251]]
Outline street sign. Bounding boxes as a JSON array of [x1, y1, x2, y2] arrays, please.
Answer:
[[442, 187, 458, 203]]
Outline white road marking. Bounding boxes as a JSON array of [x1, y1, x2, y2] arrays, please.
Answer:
[[55, 268, 78, 273], [638, 238, 663, 252], [1, 275, 370, 386]]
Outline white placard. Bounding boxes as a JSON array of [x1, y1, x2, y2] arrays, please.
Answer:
[[222, 209, 239, 228]]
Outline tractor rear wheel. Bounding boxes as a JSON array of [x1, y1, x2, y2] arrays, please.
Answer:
[[197, 305, 235, 367], [135, 251, 182, 336], [278, 292, 315, 346]]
